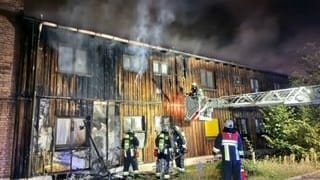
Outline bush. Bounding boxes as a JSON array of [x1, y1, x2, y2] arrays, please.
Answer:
[[262, 105, 320, 159]]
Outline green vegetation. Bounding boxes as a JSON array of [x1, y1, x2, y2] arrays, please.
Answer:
[[169, 156, 319, 180], [262, 105, 320, 159], [174, 161, 221, 180], [243, 156, 319, 180]]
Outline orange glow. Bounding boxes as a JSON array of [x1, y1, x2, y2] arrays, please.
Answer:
[[164, 95, 186, 121]]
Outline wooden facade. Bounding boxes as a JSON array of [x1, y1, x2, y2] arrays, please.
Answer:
[[12, 20, 288, 178]]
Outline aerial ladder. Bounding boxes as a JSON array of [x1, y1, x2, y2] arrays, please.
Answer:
[[185, 85, 320, 121]]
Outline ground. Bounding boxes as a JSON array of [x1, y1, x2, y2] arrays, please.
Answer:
[[288, 170, 320, 180]]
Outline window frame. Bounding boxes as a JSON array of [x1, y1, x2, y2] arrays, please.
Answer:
[[153, 61, 170, 76], [200, 69, 216, 89], [55, 117, 89, 150], [58, 45, 90, 77], [250, 78, 259, 92], [255, 118, 266, 135], [123, 116, 146, 149], [122, 54, 149, 73], [236, 118, 249, 137], [273, 82, 280, 90]]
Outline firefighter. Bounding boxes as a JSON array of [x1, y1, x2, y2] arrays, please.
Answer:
[[187, 82, 204, 97], [188, 82, 199, 96], [155, 127, 172, 179], [121, 129, 139, 179], [172, 125, 187, 173], [213, 119, 244, 180]]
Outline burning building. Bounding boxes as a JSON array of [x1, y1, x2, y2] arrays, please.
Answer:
[[0, 1, 288, 179]]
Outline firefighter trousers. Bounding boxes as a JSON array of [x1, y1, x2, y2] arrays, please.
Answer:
[[175, 152, 185, 170], [222, 160, 241, 180], [156, 154, 171, 177], [123, 151, 138, 176]]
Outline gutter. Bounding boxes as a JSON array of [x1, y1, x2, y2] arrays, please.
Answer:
[[27, 22, 43, 177]]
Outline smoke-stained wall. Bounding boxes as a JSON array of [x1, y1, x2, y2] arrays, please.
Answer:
[[13, 18, 289, 178]]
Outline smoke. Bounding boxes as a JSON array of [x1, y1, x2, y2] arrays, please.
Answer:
[[25, 0, 320, 75], [132, 0, 174, 44], [128, 0, 175, 78]]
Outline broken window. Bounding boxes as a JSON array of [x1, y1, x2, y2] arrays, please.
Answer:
[[200, 69, 216, 89], [55, 117, 88, 149], [123, 54, 149, 73], [58, 46, 89, 76]]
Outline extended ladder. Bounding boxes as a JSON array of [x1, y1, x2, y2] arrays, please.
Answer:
[[185, 85, 320, 121]]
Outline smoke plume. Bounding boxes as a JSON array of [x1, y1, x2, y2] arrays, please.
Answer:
[[25, 0, 320, 75]]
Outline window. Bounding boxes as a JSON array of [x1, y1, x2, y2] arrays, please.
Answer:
[[55, 117, 88, 149], [123, 54, 149, 73], [155, 116, 171, 134], [273, 82, 280, 90], [58, 46, 89, 76], [200, 69, 216, 89], [255, 118, 265, 135], [236, 118, 249, 136], [233, 76, 242, 85], [250, 78, 259, 92], [123, 116, 146, 149], [51, 149, 90, 172], [153, 61, 169, 75]]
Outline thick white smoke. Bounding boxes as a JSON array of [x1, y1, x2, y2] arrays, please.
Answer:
[[128, 0, 175, 79]]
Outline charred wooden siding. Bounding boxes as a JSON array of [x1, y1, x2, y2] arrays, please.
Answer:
[[14, 20, 289, 177], [37, 28, 118, 100]]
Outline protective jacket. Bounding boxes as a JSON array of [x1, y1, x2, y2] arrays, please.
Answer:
[[122, 132, 139, 154], [121, 132, 139, 177], [173, 129, 187, 154], [155, 131, 172, 155], [213, 128, 244, 180], [172, 128, 187, 172]]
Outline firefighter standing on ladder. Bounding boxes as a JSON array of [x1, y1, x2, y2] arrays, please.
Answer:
[[155, 127, 172, 179], [122, 129, 140, 179], [213, 119, 244, 180]]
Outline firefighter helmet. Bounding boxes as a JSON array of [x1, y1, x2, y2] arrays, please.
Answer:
[[191, 82, 197, 89], [162, 126, 169, 132], [125, 128, 134, 134], [224, 119, 234, 129], [173, 125, 180, 132]]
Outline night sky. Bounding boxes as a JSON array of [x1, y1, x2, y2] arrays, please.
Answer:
[[25, 0, 320, 75]]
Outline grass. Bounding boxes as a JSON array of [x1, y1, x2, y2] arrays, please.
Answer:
[[243, 157, 319, 180], [134, 156, 319, 180], [174, 161, 221, 180], [173, 156, 319, 180]]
